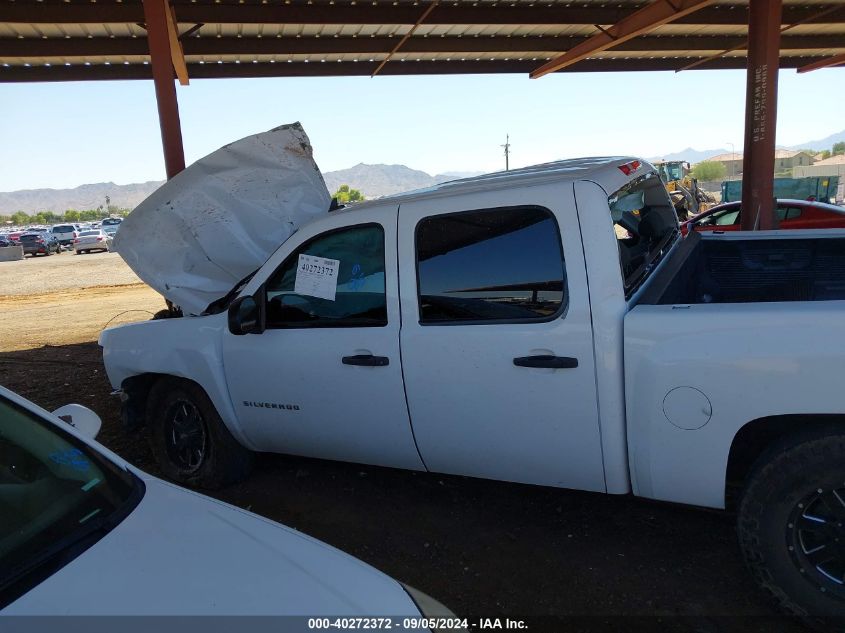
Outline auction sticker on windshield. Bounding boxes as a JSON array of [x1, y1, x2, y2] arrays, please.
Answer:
[[295, 254, 340, 301]]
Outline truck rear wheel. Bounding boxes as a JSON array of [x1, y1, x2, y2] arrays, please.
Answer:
[[147, 377, 253, 489], [739, 431, 845, 621]]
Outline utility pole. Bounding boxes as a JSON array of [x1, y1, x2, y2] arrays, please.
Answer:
[[501, 134, 511, 171]]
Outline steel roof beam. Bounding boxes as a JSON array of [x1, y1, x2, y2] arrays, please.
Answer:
[[1, 55, 831, 83], [3, 2, 845, 26], [797, 51, 845, 72], [676, 4, 845, 71], [143, 0, 186, 178], [530, 0, 717, 79], [3, 34, 842, 58], [165, 3, 189, 85], [371, 0, 439, 77]]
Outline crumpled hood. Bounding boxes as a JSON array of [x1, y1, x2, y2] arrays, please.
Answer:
[[113, 122, 331, 316], [6, 477, 418, 616]]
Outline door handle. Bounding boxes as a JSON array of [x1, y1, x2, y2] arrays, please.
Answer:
[[513, 355, 578, 369], [342, 354, 390, 367]]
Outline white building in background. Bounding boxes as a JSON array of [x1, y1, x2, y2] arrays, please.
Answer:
[[703, 149, 816, 179], [793, 154, 845, 178]]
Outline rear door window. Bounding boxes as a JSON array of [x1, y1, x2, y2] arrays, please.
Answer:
[[415, 206, 566, 324]]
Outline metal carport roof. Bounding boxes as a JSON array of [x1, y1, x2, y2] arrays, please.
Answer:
[[2, 1, 845, 81]]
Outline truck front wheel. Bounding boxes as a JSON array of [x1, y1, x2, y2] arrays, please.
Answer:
[[147, 377, 254, 489], [739, 431, 845, 621]]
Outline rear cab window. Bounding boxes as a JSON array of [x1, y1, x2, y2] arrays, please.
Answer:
[[609, 171, 680, 299]]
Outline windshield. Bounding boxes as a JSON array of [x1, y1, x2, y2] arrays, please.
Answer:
[[79, 231, 99, 237], [0, 396, 141, 606], [609, 171, 680, 299]]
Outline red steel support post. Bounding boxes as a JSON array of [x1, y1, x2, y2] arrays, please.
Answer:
[[143, 0, 186, 179], [740, 0, 781, 230]]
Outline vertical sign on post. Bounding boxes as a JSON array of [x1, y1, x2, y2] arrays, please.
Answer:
[[740, 0, 782, 231]]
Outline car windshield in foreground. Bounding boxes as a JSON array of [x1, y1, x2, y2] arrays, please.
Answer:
[[0, 396, 142, 607], [18, 235, 41, 242]]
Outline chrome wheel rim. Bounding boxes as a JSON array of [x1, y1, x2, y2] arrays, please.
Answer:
[[163, 399, 208, 473]]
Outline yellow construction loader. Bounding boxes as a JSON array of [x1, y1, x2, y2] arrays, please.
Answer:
[[654, 160, 715, 220]]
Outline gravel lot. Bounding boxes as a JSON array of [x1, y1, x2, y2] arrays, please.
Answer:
[[0, 252, 805, 632], [0, 251, 163, 352], [0, 250, 142, 296]]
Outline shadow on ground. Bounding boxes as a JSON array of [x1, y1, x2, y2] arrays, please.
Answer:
[[0, 343, 805, 632]]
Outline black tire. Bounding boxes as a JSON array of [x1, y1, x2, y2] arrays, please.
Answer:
[[147, 377, 253, 489], [739, 430, 845, 621]]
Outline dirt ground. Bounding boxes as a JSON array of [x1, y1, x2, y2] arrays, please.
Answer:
[[0, 252, 164, 352], [0, 253, 804, 632]]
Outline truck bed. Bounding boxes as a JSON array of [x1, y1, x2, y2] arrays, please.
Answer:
[[638, 229, 845, 305]]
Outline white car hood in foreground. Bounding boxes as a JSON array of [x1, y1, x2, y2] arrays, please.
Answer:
[[5, 477, 418, 616], [113, 122, 331, 316]]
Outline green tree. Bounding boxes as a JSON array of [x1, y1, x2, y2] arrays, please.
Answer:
[[10, 211, 30, 226], [820, 150, 832, 160], [833, 142, 845, 156], [690, 160, 727, 181], [332, 184, 365, 204]]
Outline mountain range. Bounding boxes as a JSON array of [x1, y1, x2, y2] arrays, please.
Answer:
[[0, 165, 484, 215], [3, 128, 842, 214], [651, 129, 845, 164]]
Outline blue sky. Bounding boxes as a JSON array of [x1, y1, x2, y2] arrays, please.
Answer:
[[0, 67, 843, 192]]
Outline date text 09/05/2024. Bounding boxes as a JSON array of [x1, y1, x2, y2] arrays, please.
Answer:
[[307, 618, 527, 630]]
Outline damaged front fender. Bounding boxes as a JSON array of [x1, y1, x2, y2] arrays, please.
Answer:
[[98, 314, 255, 450]]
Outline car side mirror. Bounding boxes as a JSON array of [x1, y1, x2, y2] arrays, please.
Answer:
[[228, 294, 265, 335], [52, 404, 102, 439]]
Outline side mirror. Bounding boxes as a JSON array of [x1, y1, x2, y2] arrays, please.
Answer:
[[228, 294, 265, 335], [52, 404, 102, 439]]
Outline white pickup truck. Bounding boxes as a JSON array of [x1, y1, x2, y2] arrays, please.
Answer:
[[101, 157, 845, 620]]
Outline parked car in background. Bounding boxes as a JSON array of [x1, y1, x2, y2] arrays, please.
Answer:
[[73, 229, 112, 254], [52, 224, 79, 247], [102, 224, 119, 237], [0, 385, 453, 619], [19, 232, 60, 256], [101, 217, 123, 227], [683, 198, 845, 234], [6, 231, 24, 244], [0, 236, 12, 248]]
